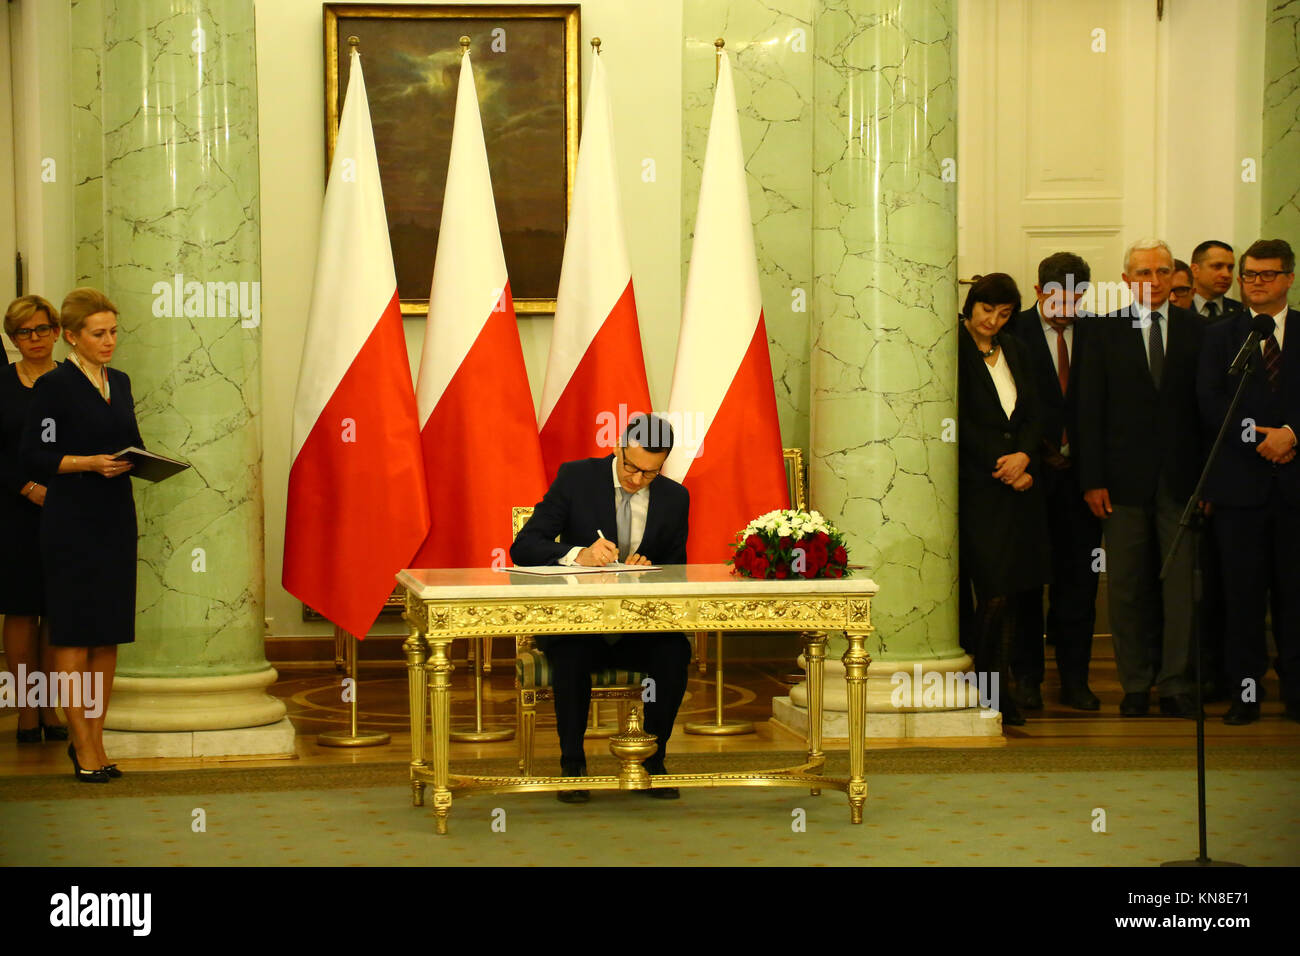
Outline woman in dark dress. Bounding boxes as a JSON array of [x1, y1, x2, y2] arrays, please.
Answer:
[[21, 288, 141, 782], [958, 274, 1050, 726], [2, 295, 67, 743]]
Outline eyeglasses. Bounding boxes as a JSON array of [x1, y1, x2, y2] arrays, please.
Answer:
[[1171, 286, 1192, 296], [1241, 270, 1287, 283], [12, 323, 58, 341], [619, 451, 661, 480]]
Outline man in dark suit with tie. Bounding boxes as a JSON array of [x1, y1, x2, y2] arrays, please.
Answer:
[[1197, 238, 1300, 725], [1076, 239, 1206, 718], [1187, 239, 1244, 701], [1190, 240, 1245, 323], [510, 412, 692, 801], [1008, 252, 1102, 711]]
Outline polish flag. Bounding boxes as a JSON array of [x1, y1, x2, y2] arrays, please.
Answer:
[[662, 49, 789, 562], [284, 49, 430, 638], [412, 49, 546, 568], [538, 52, 652, 480]]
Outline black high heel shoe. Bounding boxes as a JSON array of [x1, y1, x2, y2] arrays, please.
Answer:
[[42, 720, 69, 742], [100, 764, 122, 778], [67, 744, 109, 783]]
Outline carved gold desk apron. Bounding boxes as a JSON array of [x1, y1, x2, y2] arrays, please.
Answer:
[[398, 565, 877, 835]]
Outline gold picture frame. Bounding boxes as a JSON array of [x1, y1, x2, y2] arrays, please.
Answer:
[[323, 3, 581, 315]]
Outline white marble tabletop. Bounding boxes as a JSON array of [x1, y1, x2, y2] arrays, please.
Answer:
[[397, 564, 879, 600]]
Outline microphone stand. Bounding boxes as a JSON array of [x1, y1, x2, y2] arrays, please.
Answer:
[[1158, 351, 1257, 868]]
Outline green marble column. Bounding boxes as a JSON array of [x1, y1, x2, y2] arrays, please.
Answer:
[[1263, 0, 1300, 308], [72, 0, 285, 747], [803, 0, 989, 735]]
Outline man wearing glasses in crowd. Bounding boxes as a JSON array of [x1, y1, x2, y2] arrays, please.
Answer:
[[1197, 238, 1299, 725], [510, 412, 691, 802]]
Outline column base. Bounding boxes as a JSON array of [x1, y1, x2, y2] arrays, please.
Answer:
[[104, 716, 297, 758], [106, 666, 287, 731], [772, 696, 1002, 739], [778, 653, 1006, 738]]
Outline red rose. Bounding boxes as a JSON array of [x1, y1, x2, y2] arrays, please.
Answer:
[[816, 531, 830, 545], [734, 547, 754, 571], [833, 545, 847, 565], [779, 536, 793, 550], [828, 566, 844, 578], [751, 556, 770, 578], [774, 565, 789, 579]]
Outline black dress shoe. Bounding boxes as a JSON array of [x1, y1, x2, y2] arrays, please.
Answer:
[[999, 704, 1026, 727], [1223, 701, 1260, 725], [1060, 684, 1101, 711], [16, 725, 43, 744], [637, 762, 680, 799], [557, 762, 589, 803], [1158, 694, 1200, 719], [1120, 692, 1150, 716], [1016, 685, 1043, 710], [42, 720, 69, 742]]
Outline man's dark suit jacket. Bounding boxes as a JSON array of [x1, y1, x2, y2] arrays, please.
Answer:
[[1007, 306, 1097, 490], [1197, 308, 1300, 507], [1076, 304, 1206, 505], [509, 454, 690, 568]]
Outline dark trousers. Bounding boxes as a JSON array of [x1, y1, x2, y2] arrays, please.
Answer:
[[1198, 515, 1227, 687], [1214, 492, 1300, 706], [541, 632, 692, 769], [1014, 468, 1101, 689], [1104, 491, 1195, 697]]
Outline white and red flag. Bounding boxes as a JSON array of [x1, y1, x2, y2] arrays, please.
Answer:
[[284, 48, 430, 638], [663, 49, 789, 562], [412, 48, 546, 568], [538, 51, 652, 480]]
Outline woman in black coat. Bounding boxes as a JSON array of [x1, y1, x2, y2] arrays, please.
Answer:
[[2, 295, 67, 743], [21, 288, 141, 782], [958, 274, 1050, 726]]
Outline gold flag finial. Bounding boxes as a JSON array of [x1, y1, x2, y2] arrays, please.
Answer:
[[591, 37, 602, 54], [459, 35, 471, 54], [347, 35, 360, 51], [715, 38, 725, 52]]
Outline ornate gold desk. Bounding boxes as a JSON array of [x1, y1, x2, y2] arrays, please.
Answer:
[[398, 565, 877, 834]]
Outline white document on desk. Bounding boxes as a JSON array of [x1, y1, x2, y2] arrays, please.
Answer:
[[503, 563, 662, 575]]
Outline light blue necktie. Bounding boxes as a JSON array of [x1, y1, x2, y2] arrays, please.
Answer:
[[616, 488, 632, 562]]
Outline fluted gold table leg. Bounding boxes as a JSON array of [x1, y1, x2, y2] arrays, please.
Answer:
[[844, 628, 872, 823], [403, 621, 429, 807], [427, 633, 454, 834], [804, 631, 826, 795]]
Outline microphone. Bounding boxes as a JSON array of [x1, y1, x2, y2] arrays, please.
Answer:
[[1228, 313, 1277, 377]]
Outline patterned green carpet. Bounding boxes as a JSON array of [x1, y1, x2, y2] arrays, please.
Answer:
[[2, 748, 1297, 866]]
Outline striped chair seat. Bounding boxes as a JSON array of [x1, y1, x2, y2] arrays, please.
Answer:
[[515, 647, 646, 690]]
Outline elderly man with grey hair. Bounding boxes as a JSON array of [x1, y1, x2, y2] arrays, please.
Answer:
[[1075, 238, 1207, 719]]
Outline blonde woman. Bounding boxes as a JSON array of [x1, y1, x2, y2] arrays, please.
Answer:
[[2, 295, 68, 743], [21, 288, 141, 782]]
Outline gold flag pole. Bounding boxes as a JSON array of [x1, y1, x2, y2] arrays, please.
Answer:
[[450, 635, 514, 742], [319, 627, 392, 747], [687, 38, 753, 737]]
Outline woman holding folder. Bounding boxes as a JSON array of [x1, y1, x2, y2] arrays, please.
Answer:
[[21, 287, 142, 782]]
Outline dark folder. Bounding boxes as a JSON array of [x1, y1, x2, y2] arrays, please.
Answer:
[[111, 446, 191, 483]]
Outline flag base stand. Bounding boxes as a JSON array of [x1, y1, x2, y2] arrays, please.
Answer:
[[317, 627, 392, 748], [685, 632, 755, 736], [450, 636, 514, 743]]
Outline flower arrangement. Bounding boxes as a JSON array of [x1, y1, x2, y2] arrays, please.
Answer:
[[729, 509, 850, 579]]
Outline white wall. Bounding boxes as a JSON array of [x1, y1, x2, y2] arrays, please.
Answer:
[[1163, 0, 1266, 265], [254, 0, 683, 637]]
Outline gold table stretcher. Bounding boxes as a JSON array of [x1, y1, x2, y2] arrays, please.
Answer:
[[398, 565, 877, 834]]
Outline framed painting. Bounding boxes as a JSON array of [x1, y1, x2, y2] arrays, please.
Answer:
[[324, 3, 580, 315]]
